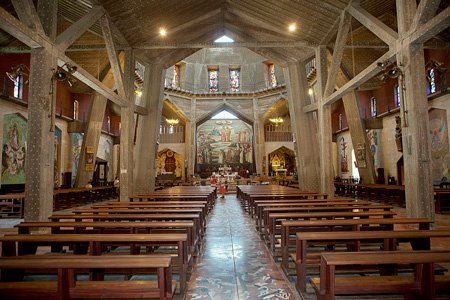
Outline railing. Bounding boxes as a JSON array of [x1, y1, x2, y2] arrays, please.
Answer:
[[159, 125, 185, 143], [305, 58, 316, 77], [163, 78, 286, 94], [264, 124, 293, 142]]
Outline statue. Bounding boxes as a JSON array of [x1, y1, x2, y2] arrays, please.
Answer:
[[395, 116, 403, 152]]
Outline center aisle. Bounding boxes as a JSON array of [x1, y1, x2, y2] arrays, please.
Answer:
[[185, 194, 300, 300]]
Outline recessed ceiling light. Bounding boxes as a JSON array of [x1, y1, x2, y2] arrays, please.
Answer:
[[159, 27, 167, 37], [214, 35, 234, 43], [288, 23, 297, 32]]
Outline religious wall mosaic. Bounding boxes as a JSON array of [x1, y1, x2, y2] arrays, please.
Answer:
[[429, 108, 450, 182], [1, 113, 27, 185]]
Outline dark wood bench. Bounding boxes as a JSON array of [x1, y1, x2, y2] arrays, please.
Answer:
[[0, 194, 24, 218], [280, 217, 433, 274], [266, 210, 397, 251], [311, 250, 450, 300], [0, 233, 189, 293], [0, 255, 174, 299], [295, 230, 450, 292]]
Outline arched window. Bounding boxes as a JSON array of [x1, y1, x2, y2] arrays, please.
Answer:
[[338, 113, 343, 130], [394, 84, 400, 108], [428, 68, 436, 94], [371, 97, 377, 117], [172, 65, 180, 88], [73, 100, 79, 120]]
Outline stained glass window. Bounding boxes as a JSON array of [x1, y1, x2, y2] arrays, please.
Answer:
[[394, 84, 400, 108], [429, 68, 436, 94], [338, 113, 343, 130], [107, 116, 111, 133], [13, 74, 23, 99], [229, 68, 240, 92], [73, 100, 79, 120], [371, 97, 377, 117], [172, 65, 180, 88], [208, 68, 219, 92], [268, 64, 277, 88]]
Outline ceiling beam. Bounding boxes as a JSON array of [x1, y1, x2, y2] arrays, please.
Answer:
[[411, 0, 441, 31], [320, 18, 339, 45], [56, 5, 105, 50], [100, 14, 126, 98], [347, 3, 398, 46], [303, 102, 318, 113], [323, 49, 397, 106], [411, 5, 450, 44], [11, 0, 44, 33], [164, 8, 221, 37], [133, 41, 317, 49], [324, 11, 351, 98]]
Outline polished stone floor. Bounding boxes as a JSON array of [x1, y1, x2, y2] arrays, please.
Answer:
[[185, 194, 300, 300]]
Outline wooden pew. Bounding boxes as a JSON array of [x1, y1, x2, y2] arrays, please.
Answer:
[[0, 194, 24, 218], [0, 255, 174, 299], [0, 233, 189, 293], [266, 210, 397, 251], [434, 188, 450, 213], [294, 230, 450, 292], [311, 251, 450, 300], [280, 218, 433, 275], [15, 221, 198, 255]]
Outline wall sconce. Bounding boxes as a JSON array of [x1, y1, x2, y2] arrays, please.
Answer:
[[6, 64, 29, 84], [377, 60, 390, 70]]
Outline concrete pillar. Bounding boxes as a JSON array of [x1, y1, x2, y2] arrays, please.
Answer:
[[75, 93, 107, 187], [253, 97, 264, 175], [316, 46, 335, 196], [396, 0, 433, 219], [284, 62, 320, 191], [119, 50, 135, 201], [337, 73, 377, 184], [187, 98, 196, 177], [134, 63, 165, 193], [24, 0, 57, 221]]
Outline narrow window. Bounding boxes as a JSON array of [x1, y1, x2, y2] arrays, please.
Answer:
[[229, 68, 240, 92], [107, 116, 111, 133], [268, 63, 277, 88], [172, 65, 180, 88], [371, 97, 377, 117], [429, 68, 436, 94], [73, 100, 79, 120], [208, 68, 219, 92], [13, 74, 23, 99], [338, 113, 343, 130], [394, 84, 401, 108]]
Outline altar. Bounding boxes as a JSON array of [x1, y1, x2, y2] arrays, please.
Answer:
[[274, 168, 287, 178]]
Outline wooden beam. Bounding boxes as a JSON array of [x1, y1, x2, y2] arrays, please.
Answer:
[[57, 57, 127, 107], [11, 0, 44, 33], [0, 6, 44, 48], [324, 11, 351, 98], [347, 3, 398, 46], [320, 18, 339, 45], [100, 15, 126, 98], [303, 102, 318, 113], [411, 0, 441, 31], [133, 40, 317, 49], [134, 105, 148, 115], [56, 5, 105, 50], [167, 8, 221, 36], [411, 5, 450, 44], [323, 49, 397, 105]]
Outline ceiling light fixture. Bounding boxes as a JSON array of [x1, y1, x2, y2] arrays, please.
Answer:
[[269, 117, 283, 126], [166, 118, 179, 125], [288, 23, 297, 32], [134, 89, 142, 97], [308, 88, 313, 95], [159, 27, 167, 37]]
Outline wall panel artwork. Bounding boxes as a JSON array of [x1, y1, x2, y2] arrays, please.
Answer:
[[429, 108, 450, 183], [71, 133, 83, 187], [196, 119, 253, 178], [157, 149, 183, 178], [1, 113, 27, 185]]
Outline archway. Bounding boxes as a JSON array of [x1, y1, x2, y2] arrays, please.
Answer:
[[268, 146, 296, 176]]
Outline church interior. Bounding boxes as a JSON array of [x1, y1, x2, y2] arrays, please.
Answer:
[[1, 0, 450, 299]]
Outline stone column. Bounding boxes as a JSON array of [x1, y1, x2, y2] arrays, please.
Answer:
[[24, 0, 57, 221], [316, 46, 335, 196], [253, 97, 264, 175], [187, 97, 196, 177], [134, 63, 165, 193], [75, 93, 107, 187], [284, 62, 320, 191]]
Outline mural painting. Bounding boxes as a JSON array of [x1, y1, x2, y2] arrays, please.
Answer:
[[71, 133, 83, 187], [157, 149, 182, 178], [340, 137, 349, 173], [1, 113, 27, 185], [429, 108, 450, 183], [196, 119, 253, 178]]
